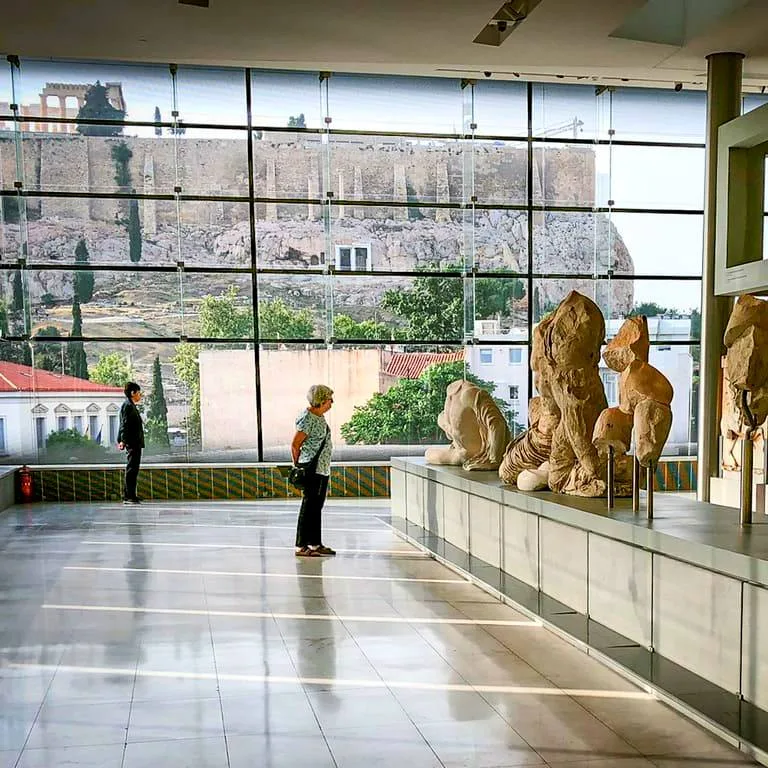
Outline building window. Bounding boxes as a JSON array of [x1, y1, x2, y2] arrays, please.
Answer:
[[509, 348, 523, 364], [57, 415, 67, 432], [0, 418, 6, 454], [336, 244, 371, 271], [509, 385, 519, 401], [109, 415, 118, 445], [479, 348, 493, 364], [35, 417, 46, 451], [89, 415, 99, 443], [73, 415, 83, 434], [601, 372, 618, 406]]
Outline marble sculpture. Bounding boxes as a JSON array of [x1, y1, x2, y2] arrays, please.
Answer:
[[425, 379, 510, 471]]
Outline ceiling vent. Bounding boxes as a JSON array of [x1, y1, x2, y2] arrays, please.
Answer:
[[474, 0, 542, 46], [179, 0, 209, 7]]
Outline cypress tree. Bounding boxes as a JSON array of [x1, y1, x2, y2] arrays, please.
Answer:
[[73, 238, 94, 303], [145, 356, 170, 448], [67, 299, 89, 379], [128, 194, 142, 263]]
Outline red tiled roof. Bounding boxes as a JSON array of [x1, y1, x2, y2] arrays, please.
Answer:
[[384, 351, 466, 379], [0, 361, 124, 394]]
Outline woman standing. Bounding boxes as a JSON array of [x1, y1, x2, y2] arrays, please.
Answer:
[[292, 384, 335, 557]]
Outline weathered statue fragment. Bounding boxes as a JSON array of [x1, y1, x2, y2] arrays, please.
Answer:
[[593, 316, 673, 475], [722, 295, 768, 456], [499, 321, 560, 487], [425, 379, 511, 471], [538, 291, 608, 497]]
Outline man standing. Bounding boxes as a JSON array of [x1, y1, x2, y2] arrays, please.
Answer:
[[118, 382, 145, 505]]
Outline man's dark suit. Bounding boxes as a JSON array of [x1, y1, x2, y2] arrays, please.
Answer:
[[118, 397, 145, 502]]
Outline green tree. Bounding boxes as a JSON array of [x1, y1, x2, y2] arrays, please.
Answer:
[[73, 238, 95, 304], [67, 299, 89, 379], [31, 326, 63, 372], [11, 269, 23, 313], [199, 286, 252, 340], [259, 297, 315, 340], [628, 302, 669, 317], [287, 113, 306, 128], [76, 81, 125, 136], [0, 300, 31, 365], [91, 352, 132, 387], [145, 355, 170, 449], [333, 313, 397, 341], [110, 141, 133, 190], [171, 342, 201, 443], [341, 361, 512, 445], [154, 106, 162, 137], [128, 195, 142, 263]]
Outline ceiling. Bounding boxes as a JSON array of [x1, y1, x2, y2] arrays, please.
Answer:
[[3, 0, 768, 90]]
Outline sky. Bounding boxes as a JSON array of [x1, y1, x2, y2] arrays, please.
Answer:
[[3, 58, 767, 312]]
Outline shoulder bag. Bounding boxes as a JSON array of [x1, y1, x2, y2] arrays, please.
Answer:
[[289, 427, 329, 490]]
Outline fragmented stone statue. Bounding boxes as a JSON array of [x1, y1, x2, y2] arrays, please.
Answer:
[[721, 357, 766, 472], [499, 321, 560, 487], [592, 315, 673, 483], [536, 291, 608, 497], [722, 295, 768, 457], [425, 379, 511, 471]]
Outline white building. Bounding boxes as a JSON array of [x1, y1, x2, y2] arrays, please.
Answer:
[[469, 317, 695, 451], [0, 361, 124, 459]]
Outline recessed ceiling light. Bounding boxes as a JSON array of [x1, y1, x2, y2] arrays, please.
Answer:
[[179, 0, 209, 7]]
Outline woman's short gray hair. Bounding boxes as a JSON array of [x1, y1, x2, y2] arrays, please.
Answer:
[[307, 384, 334, 408]]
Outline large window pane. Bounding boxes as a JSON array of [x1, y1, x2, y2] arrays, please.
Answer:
[[472, 81, 527, 137], [257, 274, 324, 340], [252, 131, 322, 200], [175, 66, 247, 126], [177, 129, 248, 196], [470, 208, 528, 272], [181, 273, 253, 339], [332, 274, 463, 343], [610, 213, 703, 275], [254, 202, 324, 269], [533, 83, 606, 140], [607, 88, 705, 143], [250, 70, 324, 130], [532, 143, 597, 206], [328, 74, 463, 134], [15, 60, 173, 131], [330, 133, 464, 204], [533, 211, 615, 274], [603, 145, 705, 210], [473, 139, 527, 205], [28, 270, 182, 338]]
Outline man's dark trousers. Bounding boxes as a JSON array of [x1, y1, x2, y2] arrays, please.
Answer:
[[124, 446, 142, 501]]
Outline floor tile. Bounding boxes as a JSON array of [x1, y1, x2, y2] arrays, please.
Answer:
[[323, 723, 442, 768], [227, 732, 335, 768], [25, 701, 131, 749], [220, 690, 320, 736], [16, 743, 126, 768], [123, 736, 228, 768], [127, 697, 224, 743]]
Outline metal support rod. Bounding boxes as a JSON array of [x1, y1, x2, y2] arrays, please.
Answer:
[[607, 445, 615, 509], [741, 432, 754, 525], [646, 462, 654, 521], [632, 455, 640, 513]]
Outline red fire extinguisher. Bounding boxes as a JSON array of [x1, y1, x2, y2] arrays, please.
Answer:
[[19, 465, 33, 503]]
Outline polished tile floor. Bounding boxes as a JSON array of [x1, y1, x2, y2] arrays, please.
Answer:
[[0, 499, 762, 768]]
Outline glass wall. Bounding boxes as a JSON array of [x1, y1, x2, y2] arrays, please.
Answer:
[[0, 59, 707, 464]]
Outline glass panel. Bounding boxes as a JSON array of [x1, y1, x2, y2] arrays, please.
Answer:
[[0, 192, 24, 262], [257, 274, 324, 340], [15, 60, 173, 130], [610, 212, 703, 275], [473, 275, 528, 336], [260, 342, 471, 461], [0, 61, 11, 111], [532, 143, 597, 206], [603, 145, 705, 210], [23, 133, 178, 195], [175, 66, 247, 126], [607, 88, 705, 143], [28, 269, 182, 338], [473, 139, 527, 205], [533, 210, 612, 274], [332, 274, 463, 342], [532, 83, 606, 140], [329, 133, 464, 204], [254, 202, 324, 269], [0, 267, 29, 336], [252, 131, 322, 200], [177, 129, 248, 196], [181, 273, 253, 339], [472, 80, 527, 137], [331, 203, 464, 272], [328, 74, 463, 134], [250, 69, 324, 130], [743, 93, 768, 116]]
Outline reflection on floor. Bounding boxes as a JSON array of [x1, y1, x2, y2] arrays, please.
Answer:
[[0, 499, 761, 768]]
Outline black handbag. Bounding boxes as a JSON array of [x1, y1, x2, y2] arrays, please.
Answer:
[[289, 428, 329, 490]]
